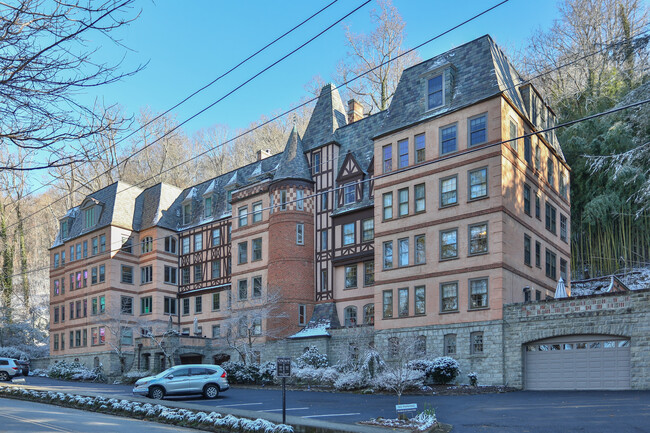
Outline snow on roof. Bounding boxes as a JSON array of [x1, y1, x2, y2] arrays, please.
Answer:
[[250, 163, 262, 178], [203, 180, 216, 195], [185, 187, 198, 200], [63, 206, 79, 219], [571, 268, 649, 296], [288, 321, 331, 339]]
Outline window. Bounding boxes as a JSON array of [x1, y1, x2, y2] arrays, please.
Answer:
[[383, 192, 393, 220], [76, 243, 82, 260], [469, 167, 488, 199], [546, 249, 557, 279], [182, 236, 190, 254], [444, 334, 457, 355], [164, 266, 177, 284], [560, 258, 568, 281], [560, 214, 568, 242], [440, 229, 458, 259], [343, 182, 355, 204], [75, 330, 81, 347], [440, 124, 457, 155], [440, 176, 457, 206], [414, 184, 425, 213], [545, 202, 557, 234], [524, 235, 531, 266], [238, 241, 247, 264], [471, 331, 484, 354], [312, 151, 321, 174], [398, 139, 409, 168], [343, 223, 355, 245], [509, 119, 518, 152], [469, 278, 488, 309], [547, 157, 555, 186], [535, 241, 541, 268], [252, 201, 263, 223], [296, 223, 304, 245], [524, 135, 532, 164], [320, 230, 328, 251], [194, 233, 203, 251], [398, 288, 409, 317], [121, 296, 133, 314], [524, 184, 531, 215], [427, 74, 443, 109], [560, 173, 568, 199], [535, 194, 541, 219], [344, 306, 357, 327], [383, 241, 393, 269], [280, 190, 287, 210], [469, 223, 488, 255], [83, 270, 88, 287], [238, 206, 248, 227], [226, 190, 233, 212], [363, 303, 374, 325], [469, 114, 487, 146], [183, 203, 191, 225], [83, 241, 88, 258], [252, 238, 262, 261], [535, 146, 541, 170], [99, 234, 106, 252], [70, 246, 74, 262], [208, 261, 219, 281], [91, 298, 97, 315], [61, 250, 65, 265], [85, 207, 95, 228], [141, 296, 152, 315], [398, 238, 409, 267], [194, 264, 202, 282], [141, 237, 153, 254], [141, 265, 152, 284], [252, 276, 262, 298], [60, 220, 68, 238], [212, 293, 220, 311], [53, 334, 59, 350], [164, 297, 177, 315], [54, 280, 60, 296], [238, 279, 248, 300], [121, 328, 133, 346], [398, 188, 408, 216], [414, 286, 425, 315], [382, 290, 393, 318], [415, 134, 425, 163], [204, 196, 213, 218], [195, 296, 202, 313], [321, 191, 328, 210], [212, 229, 221, 247], [252, 318, 262, 336], [344, 265, 357, 289], [181, 267, 190, 285], [362, 219, 374, 242], [383, 145, 392, 173], [441, 282, 458, 312], [364, 261, 374, 286], [321, 269, 328, 291], [414, 234, 426, 264], [75, 271, 81, 289], [299, 304, 306, 326], [121, 265, 133, 284], [54, 307, 59, 323], [212, 324, 221, 338], [61, 305, 65, 321], [182, 298, 190, 315]]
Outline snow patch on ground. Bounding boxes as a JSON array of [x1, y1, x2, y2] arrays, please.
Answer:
[[571, 267, 650, 296]]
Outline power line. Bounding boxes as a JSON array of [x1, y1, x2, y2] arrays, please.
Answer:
[[5, 94, 650, 282], [6, 0, 341, 202]]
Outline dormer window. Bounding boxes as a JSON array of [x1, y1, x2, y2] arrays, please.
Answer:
[[427, 74, 443, 109], [84, 207, 95, 228], [344, 183, 356, 205], [60, 220, 69, 238], [226, 191, 232, 212], [182, 203, 192, 225], [204, 196, 213, 218]]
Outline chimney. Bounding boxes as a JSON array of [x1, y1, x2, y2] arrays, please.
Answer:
[[256, 149, 272, 161], [347, 99, 364, 124]]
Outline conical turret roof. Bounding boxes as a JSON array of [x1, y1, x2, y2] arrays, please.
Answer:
[[302, 83, 347, 150]]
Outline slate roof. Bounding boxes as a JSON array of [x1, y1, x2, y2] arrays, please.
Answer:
[[271, 126, 312, 184], [133, 183, 183, 231], [302, 83, 347, 151]]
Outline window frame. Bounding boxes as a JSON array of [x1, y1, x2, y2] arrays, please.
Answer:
[[427, 73, 444, 110], [362, 218, 374, 242], [382, 290, 393, 318], [440, 228, 458, 260], [296, 223, 305, 245], [383, 144, 392, 173], [414, 183, 425, 213], [414, 133, 426, 163], [468, 222, 488, 256], [344, 265, 357, 289], [414, 286, 425, 315], [252, 201, 263, 222], [342, 222, 355, 246], [468, 113, 488, 147], [469, 278, 489, 310], [140, 296, 153, 315], [468, 167, 488, 200], [398, 138, 409, 168], [383, 192, 393, 220], [383, 241, 393, 269], [251, 238, 262, 261], [398, 287, 409, 317], [440, 175, 458, 207], [440, 123, 457, 155], [440, 281, 459, 313]]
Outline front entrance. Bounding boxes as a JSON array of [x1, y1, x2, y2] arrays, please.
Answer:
[[180, 353, 203, 364]]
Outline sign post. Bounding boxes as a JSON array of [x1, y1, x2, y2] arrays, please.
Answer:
[[395, 403, 418, 419], [276, 357, 292, 424]]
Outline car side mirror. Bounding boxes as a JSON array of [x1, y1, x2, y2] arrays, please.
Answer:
[[165, 374, 174, 379]]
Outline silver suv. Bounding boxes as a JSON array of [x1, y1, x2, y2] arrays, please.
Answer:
[[133, 364, 229, 399], [0, 358, 22, 381]]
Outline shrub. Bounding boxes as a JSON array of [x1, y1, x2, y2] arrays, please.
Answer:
[[0, 346, 30, 361], [407, 357, 460, 384], [221, 361, 260, 384], [333, 371, 367, 391], [371, 369, 425, 394], [47, 361, 98, 381], [258, 362, 276, 385], [296, 346, 328, 369], [361, 349, 385, 378], [467, 372, 478, 386]]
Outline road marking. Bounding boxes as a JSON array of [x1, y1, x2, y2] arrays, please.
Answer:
[[302, 413, 361, 418], [217, 402, 264, 407], [0, 412, 73, 432], [261, 407, 310, 412]]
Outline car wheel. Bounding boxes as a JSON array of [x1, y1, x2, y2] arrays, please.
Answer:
[[0, 372, 9, 381], [149, 386, 165, 400], [203, 384, 219, 399]]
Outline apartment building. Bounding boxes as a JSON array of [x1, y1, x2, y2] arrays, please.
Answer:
[[49, 35, 572, 382]]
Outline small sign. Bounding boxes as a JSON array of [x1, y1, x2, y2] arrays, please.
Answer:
[[395, 403, 418, 413], [276, 357, 291, 377]]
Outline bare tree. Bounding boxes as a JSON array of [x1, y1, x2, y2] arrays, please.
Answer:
[[376, 335, 425, 404], [336, 0, 420, 113]]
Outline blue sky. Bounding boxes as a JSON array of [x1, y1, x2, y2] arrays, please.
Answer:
[[85, 0, 559, 136]]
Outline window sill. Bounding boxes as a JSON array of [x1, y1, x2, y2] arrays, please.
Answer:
[[440, 310, 459, 315], [343, 287, 358, 291], [468, 307, 490, 312], [439, 203, 459, 210], [524, 263, 532, 268], [468, 251, 488, 257], [467, 195, 489, 203], [439, 256, 459, 262]]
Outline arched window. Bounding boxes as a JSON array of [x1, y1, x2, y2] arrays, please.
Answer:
[[363, 303, 375, 325], [344, 306, 357, 327], [141, 236, 153, 254]]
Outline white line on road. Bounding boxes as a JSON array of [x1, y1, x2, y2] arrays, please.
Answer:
[[217, 402, 264, 407], [0, 412, 73, 432], [261, 407, 310, 412], [302, 413, 361, 418]]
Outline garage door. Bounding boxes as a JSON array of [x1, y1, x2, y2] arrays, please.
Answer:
[[524, 335, 630, 390]]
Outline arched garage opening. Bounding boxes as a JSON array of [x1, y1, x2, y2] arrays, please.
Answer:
[[179, 353, 204, 364], [524, 335, 630, 390]]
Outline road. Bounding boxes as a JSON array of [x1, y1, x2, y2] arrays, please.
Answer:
[[0, 398, 200, 433], [10, 377, 650, 432]]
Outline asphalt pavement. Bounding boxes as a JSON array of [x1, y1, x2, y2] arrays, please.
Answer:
[[7, 377, 650, 433]]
